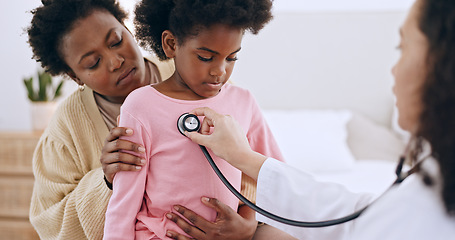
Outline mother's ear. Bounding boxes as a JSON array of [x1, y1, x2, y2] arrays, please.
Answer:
[[66, 70, 83, 85], [162, 30, 177, 59]]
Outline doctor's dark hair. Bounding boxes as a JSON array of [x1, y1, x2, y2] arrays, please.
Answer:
[[27, 0, 127, 76], [416, 0, 455, 215], [134, 0, 273, 60]]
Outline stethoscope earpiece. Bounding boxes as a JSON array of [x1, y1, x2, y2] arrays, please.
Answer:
[[177, 113, 201, 136]]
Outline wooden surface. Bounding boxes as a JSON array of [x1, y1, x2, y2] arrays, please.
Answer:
[[0, 131, 41, 240]]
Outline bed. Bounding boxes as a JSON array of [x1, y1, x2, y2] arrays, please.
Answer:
[[262, 109, 406, 197]]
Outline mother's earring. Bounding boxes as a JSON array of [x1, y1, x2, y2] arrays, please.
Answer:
[[79, 84, 85, 92]]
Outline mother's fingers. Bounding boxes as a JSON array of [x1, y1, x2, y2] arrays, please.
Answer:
[[201, 197, 236, 220], [103, 138, 145, 155], [100, 127, 146, 183], [166, 211, 206, 240], [103, 127, 144, 154], [168, 198, 258, 240], [100, 139, 145, 170], [104, 127, 133, 143], [165, 230, 193, 240], [101, 153, 144, 183], [174, 205, 213, 231], [102, 149, 144, 180]]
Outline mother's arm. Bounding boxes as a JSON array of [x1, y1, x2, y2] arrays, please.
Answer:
[[30, 135, 112, 239], [30, 127, 146, 239]]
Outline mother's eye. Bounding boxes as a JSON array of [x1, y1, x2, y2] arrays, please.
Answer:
[[111, 37, 123, 48], [89, 59, 100, 69]]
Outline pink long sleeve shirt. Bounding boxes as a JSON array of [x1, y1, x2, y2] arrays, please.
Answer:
[[104, 83, 283, 239]]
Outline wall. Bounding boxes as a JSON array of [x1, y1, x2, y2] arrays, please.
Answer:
[[272, 0, 414, 12], [231, 11, 407, 126], [1, 0, 44, 131], [0, 0, 412, 130]]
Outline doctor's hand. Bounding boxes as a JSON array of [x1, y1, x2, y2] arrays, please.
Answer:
[[100, 127, 145, 185], [187, 107, 267, 180], [165, 197, 257, 240]]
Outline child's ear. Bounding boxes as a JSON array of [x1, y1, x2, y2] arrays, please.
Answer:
[[162, 30, 177, 58]]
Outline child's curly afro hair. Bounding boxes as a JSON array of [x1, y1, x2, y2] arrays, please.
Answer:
[[134, 0, 274, 60]]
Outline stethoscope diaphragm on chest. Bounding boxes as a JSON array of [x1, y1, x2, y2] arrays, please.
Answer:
[[177, 113, 201, 136]]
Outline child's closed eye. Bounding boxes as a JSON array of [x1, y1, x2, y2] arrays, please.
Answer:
[[227, 56, 238, 62], [198, 55, 213, 62]]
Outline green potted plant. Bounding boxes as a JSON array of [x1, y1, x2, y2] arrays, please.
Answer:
[[23, 69, 64, 131]]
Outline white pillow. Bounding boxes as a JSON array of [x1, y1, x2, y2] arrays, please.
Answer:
[[263, 109, 355, 173], [347, 112, 405, 162]]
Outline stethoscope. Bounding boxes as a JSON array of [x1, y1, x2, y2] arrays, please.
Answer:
[[177, 113, 422, 227]]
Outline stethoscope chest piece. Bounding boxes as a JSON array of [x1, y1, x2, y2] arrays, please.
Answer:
[[177, 113, 201, 136]]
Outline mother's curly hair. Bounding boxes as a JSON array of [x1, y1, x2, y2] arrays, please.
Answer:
[[27, 0, 127, 76], [416, 0, 455, 215], [134, 0, 273, 60]]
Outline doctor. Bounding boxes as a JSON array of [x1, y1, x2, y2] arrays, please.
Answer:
[[165, 0, 455, 239]]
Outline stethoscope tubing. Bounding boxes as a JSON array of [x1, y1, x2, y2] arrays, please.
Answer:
[[200, 145, 372, 227], [179, 113, 413, 227]]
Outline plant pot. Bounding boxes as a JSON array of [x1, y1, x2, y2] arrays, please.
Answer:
[[30, 102, 57, 131]]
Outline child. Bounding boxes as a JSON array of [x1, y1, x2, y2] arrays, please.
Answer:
[[104, 0, 283, 239]]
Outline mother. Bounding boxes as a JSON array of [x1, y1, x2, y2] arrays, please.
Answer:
[[26, 0, 174, 239]]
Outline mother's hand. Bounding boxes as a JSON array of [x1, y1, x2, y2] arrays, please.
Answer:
[[165, 197, 257, 240], [100, 127, 145, 184]]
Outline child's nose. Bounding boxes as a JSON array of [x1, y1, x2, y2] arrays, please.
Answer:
[[209, 63, 226, 77]]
